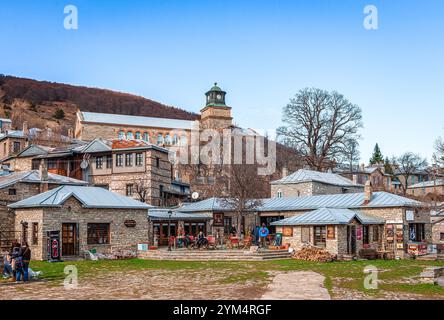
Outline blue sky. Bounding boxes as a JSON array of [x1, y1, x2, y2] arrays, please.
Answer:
[[1, 0, 443, 163]]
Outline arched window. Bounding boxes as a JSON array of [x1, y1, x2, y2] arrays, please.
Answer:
[[135, 131, 141, 140], [118, 130, 125, 140], [126, 131, 134, 140], [180, 135, 187, 146], [157, 133, 164, 145], [164, 134, 171, 145], [143, 132, 149, 142], [172, 134, 178, 145], [277, 190, 283, 198]]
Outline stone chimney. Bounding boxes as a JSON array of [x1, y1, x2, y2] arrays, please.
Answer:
[[39, 160, 49, 193], [352, 174, 358, 184], [68, 128, 74, 139], [363, 181, 373, 204], [22, 121, 29, 136], [282, 166, 288, 178]]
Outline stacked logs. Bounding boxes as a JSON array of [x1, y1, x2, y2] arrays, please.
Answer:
[[292, 246, 336, 262]]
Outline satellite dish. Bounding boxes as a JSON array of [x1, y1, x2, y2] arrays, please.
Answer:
[[191, 192, 199, 200], [80, 160, 89, 169]]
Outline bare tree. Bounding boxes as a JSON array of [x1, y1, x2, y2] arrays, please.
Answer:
[[339, 138, 361, 172], [394, 152, 428, 194], [133, 174, 150, 203], [220, 164, 266, 237], [277, 88, 362, 171], [433, 137, 444, 168]]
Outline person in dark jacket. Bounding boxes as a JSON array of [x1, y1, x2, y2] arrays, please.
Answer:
[[253, 224, 260, 246], [20, 243, 31, 282], [9, 241, 21, 282]]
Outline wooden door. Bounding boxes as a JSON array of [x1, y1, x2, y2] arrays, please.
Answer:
[[62, 223, 78, 256], [347, 225, 357, 255]]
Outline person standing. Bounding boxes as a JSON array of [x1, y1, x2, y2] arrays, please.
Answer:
[[253, 224, 260, 246], [9, 241, 21, 282], [2, 253, 12, 278], [259, 223, 269, 248], [20, 243, 31, 282]]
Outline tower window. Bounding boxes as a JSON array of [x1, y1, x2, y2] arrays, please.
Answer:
[[126, 131, 133, 140], [135, 131, 141, 140]]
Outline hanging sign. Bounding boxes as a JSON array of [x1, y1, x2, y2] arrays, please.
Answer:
[[124, 220, 137, 228], [386, 224, 394, 243], [283, 227, 293, 237]]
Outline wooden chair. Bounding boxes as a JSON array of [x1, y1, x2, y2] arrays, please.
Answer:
[[227, 236, 240, 249], [240, 236, 253, 250]]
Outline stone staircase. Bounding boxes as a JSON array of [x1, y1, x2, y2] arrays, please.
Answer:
[[138, 249, 292, 261]]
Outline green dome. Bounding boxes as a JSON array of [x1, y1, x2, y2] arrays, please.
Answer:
[[209, 82, 223, 92]]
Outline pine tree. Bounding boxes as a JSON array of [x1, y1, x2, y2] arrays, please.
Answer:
[[384, 157, 393, 175], [369, 143, 384, 165]]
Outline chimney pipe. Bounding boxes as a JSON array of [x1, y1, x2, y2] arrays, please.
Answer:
[[22, 121, 29, 136], [352, 174, 358, 184], [282, 166, 288, 178], [39, 159, 48, 181], [68, 128, 74, 140], [363, 181, 373, 204]]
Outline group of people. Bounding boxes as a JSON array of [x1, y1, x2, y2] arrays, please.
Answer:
[[2, 241, 31, 283], [174, 227, 209, 249], [230, 223, 270, 247]]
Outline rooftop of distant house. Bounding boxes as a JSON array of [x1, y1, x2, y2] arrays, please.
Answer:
[[0, 170, 88, 189], [78, 110, 196, 130], [271, 169, 363, 187], [408, 179, 444, 189]]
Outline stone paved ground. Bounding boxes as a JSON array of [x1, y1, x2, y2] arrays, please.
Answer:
[[261, 271, 330, 300], [0, 269, 268, 300]]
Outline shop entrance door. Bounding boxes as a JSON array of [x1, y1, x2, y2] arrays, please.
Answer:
[[347, 225, 356, 255], [62, 223, 78, 256]]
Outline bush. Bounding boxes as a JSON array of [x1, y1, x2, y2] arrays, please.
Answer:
[[53, 109, 65, 119]]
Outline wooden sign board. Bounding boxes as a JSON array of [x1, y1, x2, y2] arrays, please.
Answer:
[[124, 220, 137, 228], [213, 213, 224, 227], [283, 227, 293, 237], [327, 226, 335, 239]]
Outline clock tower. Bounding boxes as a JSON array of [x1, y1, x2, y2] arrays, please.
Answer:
[[200, 83, 233, 129]]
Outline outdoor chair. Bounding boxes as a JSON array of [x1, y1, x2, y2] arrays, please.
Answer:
[[206, 235, 217, 250], [239, 236, 253, 250], [227, 236, 240, 249]]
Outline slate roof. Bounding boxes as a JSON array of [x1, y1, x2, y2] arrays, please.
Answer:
[[271, 208, 385, 226], [0, 170, 88, 189], [271, 169, 363, 187], [179, 192, 423, 213], [16, 145, 53, 158], [80, 111, 195, 130], [148, 208, 212, 221], [8, 185, 152, 209], [408, 179, 444, 189]]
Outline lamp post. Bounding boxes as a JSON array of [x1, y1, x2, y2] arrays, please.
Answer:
[[167, 210, 173, 251]]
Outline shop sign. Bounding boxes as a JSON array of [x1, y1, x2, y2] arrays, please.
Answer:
[[283, 227, 293, 237], [213, 213, 224, 227], [406, 210, 414, 221], [124, 220, 137, 228], [386, 224, 394, 243], [395, 225, 404, 243]]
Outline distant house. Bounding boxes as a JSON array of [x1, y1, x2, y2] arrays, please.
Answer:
[[337, 164, 392, 192], [407, 179, 444, 197], [270, 169, 364, 198], [8, 185, 150, 260]]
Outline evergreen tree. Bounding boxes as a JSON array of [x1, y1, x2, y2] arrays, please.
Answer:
[[369, 143, 384, 165], [384, 157, 393, 175]]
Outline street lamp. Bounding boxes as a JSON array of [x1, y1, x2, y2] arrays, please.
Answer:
[[167, 210, 173, 251]]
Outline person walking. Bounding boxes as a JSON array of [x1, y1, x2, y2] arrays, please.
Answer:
[[2, 253, 12, 278]]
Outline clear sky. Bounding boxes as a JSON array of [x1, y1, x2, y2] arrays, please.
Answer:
[[1, 0, 443, 163]]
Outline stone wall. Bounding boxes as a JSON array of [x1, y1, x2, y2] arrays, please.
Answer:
[[14, 197, 149, 260], [9, 156, 33, 171], [432, 217, 444, 244]]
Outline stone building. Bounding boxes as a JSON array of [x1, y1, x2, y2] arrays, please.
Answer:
[[431, 211, 444, 245], [270, 169, 364, 198], [74, 83, 233, 142], [178, 182, 431, 259], [407, 179, 444, 197], [272, 208, 384, 258], [0, 127, 28, 161], [8, 185, 150, 260], [8, 139, 189, 207], [0, 168, 87, 250], [338, 164, 392, 192]]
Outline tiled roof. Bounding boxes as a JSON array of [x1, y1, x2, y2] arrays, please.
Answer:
[[0, 170, 88, 189], [271, 208, 385, 226], [80, 111, 195, 130], [179, 192, 423, 213], [271, 169, 363, 187], [408, 179, 444, 189], [8, 185, 152, 209]]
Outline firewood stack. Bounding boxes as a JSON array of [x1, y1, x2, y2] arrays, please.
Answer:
[[292, 245, 336, 262]]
